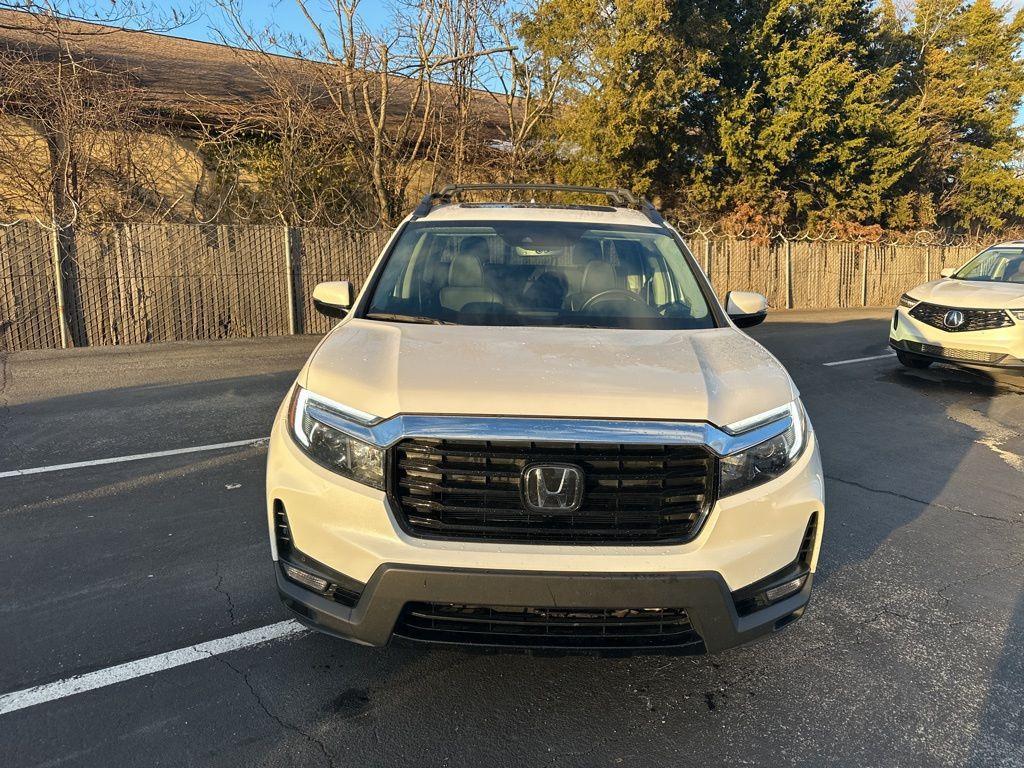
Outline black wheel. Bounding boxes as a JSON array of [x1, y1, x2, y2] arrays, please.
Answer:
[[896, 350, 932, 369]]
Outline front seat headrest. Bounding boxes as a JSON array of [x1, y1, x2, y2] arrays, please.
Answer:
[[573, 239, 602, 266], [580, 260, 619, 294], [448, 253, 484, 288]]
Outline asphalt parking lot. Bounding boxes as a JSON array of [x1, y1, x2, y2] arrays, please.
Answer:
[[2, 308, 1023, 768]]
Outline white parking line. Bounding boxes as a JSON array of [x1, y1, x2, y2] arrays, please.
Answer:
[[0, 437, 270, 479], [823, 352, 896, 367], [0, 620, 305, 716]]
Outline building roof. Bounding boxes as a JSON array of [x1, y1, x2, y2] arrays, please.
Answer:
[[0, 9, 509, 130]]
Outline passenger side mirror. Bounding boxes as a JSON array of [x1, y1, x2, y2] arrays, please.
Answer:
[[725, 291, 769, 329], [940, 268, 956, 278], [313, 281, 353, 319]]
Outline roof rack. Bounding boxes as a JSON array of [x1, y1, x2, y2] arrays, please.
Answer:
[[411, 183, 665, 225]]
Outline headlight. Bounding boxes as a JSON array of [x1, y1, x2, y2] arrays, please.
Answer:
[[288, 386, 385, 489], [720, 400, 809, 496], [1010, 309, 1024, 322], [898, 293, 918, 309]]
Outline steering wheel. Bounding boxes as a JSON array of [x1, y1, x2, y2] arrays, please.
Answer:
[[579, 289, 652, 313]]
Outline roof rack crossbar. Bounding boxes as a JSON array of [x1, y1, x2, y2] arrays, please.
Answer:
[[411, 183, 665, 225]]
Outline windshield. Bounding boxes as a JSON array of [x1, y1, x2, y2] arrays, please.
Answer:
[[362, 221, 717, 329], [954, 246, 1024, 283]]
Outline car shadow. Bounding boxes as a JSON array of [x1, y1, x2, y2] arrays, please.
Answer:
[[757, 315, 1024, 766]]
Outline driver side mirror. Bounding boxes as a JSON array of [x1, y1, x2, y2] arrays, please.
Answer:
[[940, 267, 956, 278], [313, 281, 353, 319], [725, 291, 769, 328]]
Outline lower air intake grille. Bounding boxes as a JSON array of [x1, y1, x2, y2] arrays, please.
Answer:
[[903, 341, 1004, 364], [389, 438, 716, 544], [395, 603, 706, 650]]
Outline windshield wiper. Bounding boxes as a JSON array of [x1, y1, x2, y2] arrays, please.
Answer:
[[365, 312, 453, 325]]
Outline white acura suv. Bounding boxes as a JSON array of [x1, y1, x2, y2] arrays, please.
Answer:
[[267, 184, 824, 654], [890, 241, 1024, 370]]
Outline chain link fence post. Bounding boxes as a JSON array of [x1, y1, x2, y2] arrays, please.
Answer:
[[49, 223, 70, 349], [861, 243, 869, 306], [783, 235, 793, 309], [282, 225, 296, 335]]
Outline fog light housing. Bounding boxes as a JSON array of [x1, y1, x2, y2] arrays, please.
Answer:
[[764, 574, 807, 603], [283, 563, 329, 593]]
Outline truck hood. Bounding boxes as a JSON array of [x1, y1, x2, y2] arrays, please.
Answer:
[[908, 278, 1024, 309], [300, 319, 797, 428]]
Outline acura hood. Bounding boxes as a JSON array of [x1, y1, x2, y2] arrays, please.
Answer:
[[908, 279, 1024, 310], [301, 319, 797, 428]]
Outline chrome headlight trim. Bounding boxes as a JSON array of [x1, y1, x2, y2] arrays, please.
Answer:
[[294, 386, 381, 432], [719, 400, 810, 497], [288, 391, 798, 459], [898, 293, 919, 309], [721, 403, 792, 436], [289, 386, 386, 488]]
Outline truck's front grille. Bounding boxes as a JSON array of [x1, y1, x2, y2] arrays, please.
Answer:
[[389, 438, 716, 544], [909, 302, 1013, 332], [395, 603, 706, 650]]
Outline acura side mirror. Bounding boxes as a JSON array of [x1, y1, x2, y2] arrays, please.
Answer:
[[726, 290, 769, 329], [313, 281, 353, 319], [940, 268, 956, 278]]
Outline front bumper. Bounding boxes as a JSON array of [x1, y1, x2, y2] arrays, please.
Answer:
[[890, 307, 1024, 368], [267, 397, 825, 653], [276, 562, 813, 653]]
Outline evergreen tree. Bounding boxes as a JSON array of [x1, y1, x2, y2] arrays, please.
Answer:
[[518, 0, 1024, 231], [521, 0, 729, 194], [908, 0, 1024, 230], [714, 0, 915, 228]]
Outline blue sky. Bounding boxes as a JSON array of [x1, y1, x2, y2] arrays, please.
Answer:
[[152, 0, 392, 48]]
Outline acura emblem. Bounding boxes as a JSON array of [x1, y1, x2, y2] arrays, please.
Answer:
[[521, 463, 584, 513], [943, 309, 965, 329]]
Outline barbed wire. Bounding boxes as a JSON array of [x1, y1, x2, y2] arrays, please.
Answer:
[[2, 213, 1015, 248], [670, 220, 1014, 247]]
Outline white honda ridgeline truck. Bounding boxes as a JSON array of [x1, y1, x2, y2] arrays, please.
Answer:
[[267, 184, 824, 654]]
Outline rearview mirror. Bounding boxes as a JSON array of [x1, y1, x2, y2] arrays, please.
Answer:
[[940, 267, 956, 278], [725, 291, 769, 329], [313, 281, 353, 319]]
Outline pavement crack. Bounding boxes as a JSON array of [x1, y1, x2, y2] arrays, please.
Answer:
[[936, 556, 1024, 600], [826, 475, 932, 506], [213, 565, 237, 625], [862, 605, 969, 632], [826, 474, 1022, 525], [216, 654, 336, 768]]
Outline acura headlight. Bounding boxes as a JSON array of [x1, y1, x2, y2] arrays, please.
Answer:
[[898, 293, 918, 309], [288, 386, 384, 489], [720, 400, 809, 496]]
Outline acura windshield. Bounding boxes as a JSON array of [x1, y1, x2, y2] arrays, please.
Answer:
[[362, 221, 717, 330], [954, 247, 1024, 283]]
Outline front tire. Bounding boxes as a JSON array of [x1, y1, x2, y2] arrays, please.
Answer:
[[896, 350, 932, 369]]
